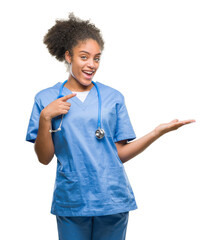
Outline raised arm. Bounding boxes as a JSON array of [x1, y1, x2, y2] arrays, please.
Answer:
[[115, 119, 196, 164]]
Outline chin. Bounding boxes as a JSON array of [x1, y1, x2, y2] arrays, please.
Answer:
[[82, 81, 92, 86], [76, 81, 91, 89], [82, 79, 93, 85]]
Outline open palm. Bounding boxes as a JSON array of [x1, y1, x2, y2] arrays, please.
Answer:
[[155, 119, 196, 136]]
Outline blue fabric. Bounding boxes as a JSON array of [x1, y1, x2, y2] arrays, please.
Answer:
[[26, 81, 138, 216], [56, 212, 129, 240]]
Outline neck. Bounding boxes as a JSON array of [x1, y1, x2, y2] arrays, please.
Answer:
[[65, 75, 94, 92]]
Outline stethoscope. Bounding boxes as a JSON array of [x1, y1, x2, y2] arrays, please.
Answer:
[[49, 79, 105, 139]]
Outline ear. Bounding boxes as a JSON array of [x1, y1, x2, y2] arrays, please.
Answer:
[[64, 50, 72, 64]]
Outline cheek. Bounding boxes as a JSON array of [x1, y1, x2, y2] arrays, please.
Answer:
[[95, 62, 100, 70], [73, 63, 83, 74]]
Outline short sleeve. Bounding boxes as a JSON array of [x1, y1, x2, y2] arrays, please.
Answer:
[[25, 98, 43, 143], [113, 95, 136, 143]]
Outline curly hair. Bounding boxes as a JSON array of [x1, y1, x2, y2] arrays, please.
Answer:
[[43, 12, 104, 68]]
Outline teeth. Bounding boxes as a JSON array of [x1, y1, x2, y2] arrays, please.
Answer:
[[83, 71, 93, 74]]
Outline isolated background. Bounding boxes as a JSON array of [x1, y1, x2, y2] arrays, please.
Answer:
[[0, 0, 220, 239]]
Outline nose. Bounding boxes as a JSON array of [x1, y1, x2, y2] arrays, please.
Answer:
[[87, 59, 96, 69]]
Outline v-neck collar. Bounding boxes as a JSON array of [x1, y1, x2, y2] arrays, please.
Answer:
[[60, 81, 97, 110]]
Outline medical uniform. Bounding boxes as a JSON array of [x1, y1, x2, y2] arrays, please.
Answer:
[[26, 80, 138, 239], [56, 212, 129, 240]]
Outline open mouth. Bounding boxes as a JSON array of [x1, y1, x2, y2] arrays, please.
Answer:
[[82, 70, 95, 79]]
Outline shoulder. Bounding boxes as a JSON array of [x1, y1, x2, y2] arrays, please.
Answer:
[[34, 82, 61, 108], [96, 81, 124, 101]]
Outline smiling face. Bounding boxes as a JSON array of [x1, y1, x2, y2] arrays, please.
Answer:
[[65, 39, 101, 90]]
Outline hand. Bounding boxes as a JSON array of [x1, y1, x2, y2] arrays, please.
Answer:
[[41, 93, 77, 121], [154, 119, 196, 137]]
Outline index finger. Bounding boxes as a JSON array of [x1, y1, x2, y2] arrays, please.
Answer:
[[181, 119, 196, 125], [60, 93, 77, 101]]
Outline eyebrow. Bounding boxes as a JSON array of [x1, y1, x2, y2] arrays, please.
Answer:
[[79, 51, 101, 55]]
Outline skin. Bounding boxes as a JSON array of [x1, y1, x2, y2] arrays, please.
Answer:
[[64, 39, 101, 92], [34, 38, 196, 165], [115, 119, 195, 163]]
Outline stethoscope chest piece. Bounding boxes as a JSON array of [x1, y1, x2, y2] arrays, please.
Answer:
[[95, 128, 105, 139]]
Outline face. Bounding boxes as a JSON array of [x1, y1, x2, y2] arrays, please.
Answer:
[[65, 39, 101, 87]]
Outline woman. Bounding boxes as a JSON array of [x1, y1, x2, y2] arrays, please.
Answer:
[[26, 13, 195, 240]]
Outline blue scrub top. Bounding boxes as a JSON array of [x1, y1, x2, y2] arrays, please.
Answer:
[[26, 81, 138, 216]]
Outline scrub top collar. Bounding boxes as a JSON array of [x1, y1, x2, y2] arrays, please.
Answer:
[[60, 81, 98, 110]]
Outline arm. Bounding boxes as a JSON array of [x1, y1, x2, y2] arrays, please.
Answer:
[[34, 112, 55, 165], [115, 130, 159, 164], [115, 118, 196, 164], [34, 93, 76, 165]]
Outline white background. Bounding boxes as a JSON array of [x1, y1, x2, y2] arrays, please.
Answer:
[[0, 0, 220, 239]]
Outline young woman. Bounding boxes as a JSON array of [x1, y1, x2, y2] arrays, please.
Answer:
[[26, 13, 195, 240]]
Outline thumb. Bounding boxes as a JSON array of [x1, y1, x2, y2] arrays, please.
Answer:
[[61, 93, 77, 101], [170, 119, 179, 123]]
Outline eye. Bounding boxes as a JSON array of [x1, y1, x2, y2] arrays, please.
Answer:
[[81, 56, 87, 60], [95, 57, 100, 62]]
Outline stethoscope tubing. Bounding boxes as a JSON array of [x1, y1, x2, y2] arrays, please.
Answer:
[[49, 79, 104, 139], [92, 80, 101, 130]]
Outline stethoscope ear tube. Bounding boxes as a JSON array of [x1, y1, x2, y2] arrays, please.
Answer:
[[49, 80, 105, 139], [57, 79, 68, 99], [49, 115, 63, 133]]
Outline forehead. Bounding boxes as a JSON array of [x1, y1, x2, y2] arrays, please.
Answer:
[[73, 39, 101, 54]]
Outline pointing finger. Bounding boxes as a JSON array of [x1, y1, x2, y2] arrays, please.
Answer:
[[61, 93, 77, 101]]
